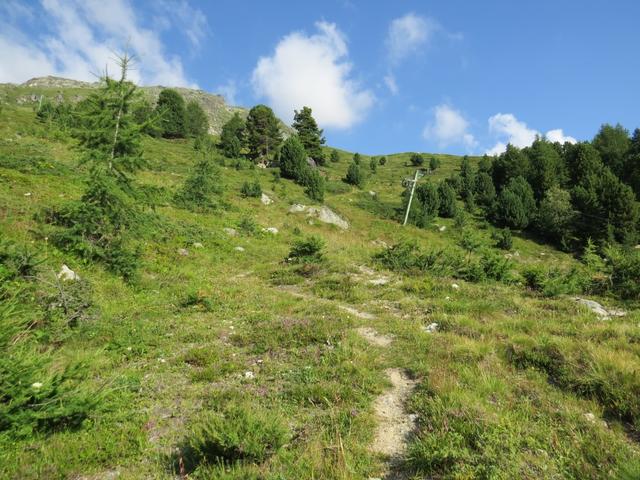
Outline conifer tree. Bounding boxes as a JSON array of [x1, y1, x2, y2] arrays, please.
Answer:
[[345, 161, 364, 187], [185, 100, 209, 137], [279, 136, 307, 181], [245, 104, 282, 161], [292, 106, 326, 165], [330, 149, 340, 163], [219, 113, 246, 158], [156, 89, 186, 138]]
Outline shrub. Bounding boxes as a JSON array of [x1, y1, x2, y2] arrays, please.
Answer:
[[279, 136, 307, 181], [353, 152, 361, 165], [0, 239, 43, 281], [237, 217, 259, 236], [414, 182, 440, 226], [174, 158, 223, 212], [493, 228, 513, 250], [521, 265, 586, 297], [299, 168, 325, 202], [605, 246, 640, 300], [330, 149, 340, 163], [344, 162, 364, 187], [379, 156, 387, 165], [0, 294, 96, 438], [177, 405, 288, 471], [287, 236, 325, 263], [480, 250, 513, 281], [410, 153, 425, 166], [240, 180, 262, 198], [429, 156, 440, 171], [369, 158, 377, 173]]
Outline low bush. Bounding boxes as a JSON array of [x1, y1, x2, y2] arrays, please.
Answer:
[[287, 236, 325, 264], [240, 180, 262, 198], [176, 405, 288, 471], [492, 228, 513, 250], [174, 158, 224, 212]]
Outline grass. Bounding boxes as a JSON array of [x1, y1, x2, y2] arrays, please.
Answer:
[[0, 101, 639, 479]]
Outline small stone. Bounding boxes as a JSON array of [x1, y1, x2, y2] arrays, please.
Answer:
[[423, 322, 438, 333], [584, 412, 596, 422], [24, 192, 32, 197], [288, 204, 307, 213], [177, 248, 189, 256], [260, 193, 273, 205], [439, 225, 446, 232], [223, 227, 238, 236], [57, 264, 80, 281], [451, 283, 460, 290], [368, 191, 376, 196], [369, 277, 389, 286], [244, 371, 255, 379], [31, 382, 43, 389], [263, 227, 279, 234], [234, 246, 245, 252], [193, 242, 204, 249]]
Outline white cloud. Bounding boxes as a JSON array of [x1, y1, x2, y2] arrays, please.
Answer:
[[386, 13, 438, 64], [252, 21, 374, 129], [383, 73, 398, 95], [545, 128, 577, 144], [486, 113, 577, 155], [423, 104, 477, 149], [0, 0, 201, 87]]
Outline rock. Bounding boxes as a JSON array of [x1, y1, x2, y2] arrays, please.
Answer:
[[192, 242, 204, 249], [306, 206, 349, 229], [368, 191, 376, 196], [243, 371, 255, 379], [177, 248, 189, 256], [263, 227, 279, 234], [584, 412, 596, 422], [439, 225, 446, 232], [234, 246, 245, 252], [288, 203, 307, 213], [24, 192, 32, 197], [369, 277, 389, 286], [451, 283, 460, 290], [260, 193, 273, 205], [223, 227, 238, 236], [575, 297, 627, 320], [423, 322, 438, 333], [57, 264, 79, 281], [635, 244, 640, 250]]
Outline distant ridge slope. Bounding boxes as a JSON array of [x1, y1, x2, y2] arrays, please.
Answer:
[[0, 76, 265, 135]]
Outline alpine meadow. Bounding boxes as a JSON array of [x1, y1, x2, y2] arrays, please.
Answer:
[[1, 2, 640, 479]]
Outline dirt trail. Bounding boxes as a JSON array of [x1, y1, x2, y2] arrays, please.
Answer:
[[356, 327, 393, 347], [276, 285, 376, 319], [371, 368, 417, 458]]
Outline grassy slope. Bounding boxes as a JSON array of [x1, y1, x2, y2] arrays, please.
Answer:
[[1, 104, 639, 479]]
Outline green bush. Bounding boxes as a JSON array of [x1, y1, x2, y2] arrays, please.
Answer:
[[344, 162, 364, 187], [437, 182, 457, 218], [0, 239, 43, 281], [287, 236, 325, 263], [521, 265, 587, 297], [174, 158, 223, 212], [605, 246, 640, 300], [410, 153, 424, 166], [240, 180, 262, 198], [0, 294, 96, 438], [492, 228, 513, 250], [299, 168, 325, 202], [177, 405, 288, 471]]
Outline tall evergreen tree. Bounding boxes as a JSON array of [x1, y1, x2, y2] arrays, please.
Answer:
[[624, 129, 640, 199], [460, 155, 475, 198], [438, 182, 457, 218], [474, 171, 497, 208], [245, 104, 282, 161], [184, 100, 209, 137], [526, 137, 565, 200], [156, 89, 186, 138], [491, 144, 530, 191], [292, 106, 326, 165], [592, 123, 630, 177], [493, 176, 536, 229]]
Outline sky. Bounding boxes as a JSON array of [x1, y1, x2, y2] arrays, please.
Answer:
[[1, 0, 639, 156]]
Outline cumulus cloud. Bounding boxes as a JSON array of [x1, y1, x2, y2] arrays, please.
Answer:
[[423, 104, 477, 149], [545, 128, 577, 144], [215, 79, 238, 105], [252, 21, 374, 129], [486, 113, 577, 155], [0, 0, 203, 86], [386, 13, 438, 64]]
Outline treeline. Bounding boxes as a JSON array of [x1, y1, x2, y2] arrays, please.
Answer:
[[409, 125, 640, 251], [36, 85, 209, 139]]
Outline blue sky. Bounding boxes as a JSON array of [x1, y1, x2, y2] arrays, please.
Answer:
[[1, 1, 639, 155]]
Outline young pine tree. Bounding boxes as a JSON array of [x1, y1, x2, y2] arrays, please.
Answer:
[[330, 149, 340, 163], [345, 161, 364, 187], [54, 53, 145, 279], [219, 113, 245, 158]]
